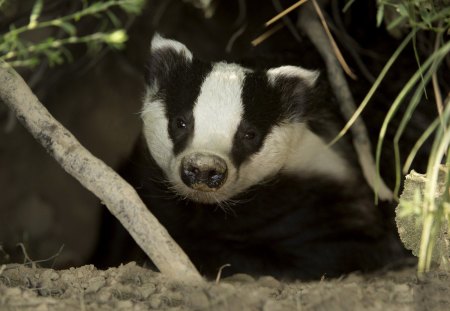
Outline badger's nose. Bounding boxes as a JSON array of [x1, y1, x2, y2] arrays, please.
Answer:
[[180, 153, 228, 191]]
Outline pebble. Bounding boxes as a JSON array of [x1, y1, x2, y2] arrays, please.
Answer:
[[139, 283, 156, 299], [148, 295, 161, 309], [97, 289, 112, 303], [50, 271, 59, 281], [258, 276, 281, 289], [85, 276, 106, 294], [187, 290, 210, 309]]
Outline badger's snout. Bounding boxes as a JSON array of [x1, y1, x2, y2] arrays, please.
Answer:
[[180, 153, 228, 191]]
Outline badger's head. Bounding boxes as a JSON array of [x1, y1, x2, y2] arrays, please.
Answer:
[[142, 34, 350, 204]]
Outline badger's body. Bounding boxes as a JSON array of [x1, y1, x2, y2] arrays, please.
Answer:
[[109, 35, 402, 280]]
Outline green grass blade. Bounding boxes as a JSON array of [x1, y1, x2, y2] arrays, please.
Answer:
[[393, 80, 427, 198], [376, 40, 450, 197], [393, 63, 438, 197], [343, 0, 356, 13], [412, 33, 428, 99], [426, 104, 450, 204], [403, 118, 439, 174], [329, 31, 415, 147], [418, 104, 450, 274], [29, 0, 44, 29]]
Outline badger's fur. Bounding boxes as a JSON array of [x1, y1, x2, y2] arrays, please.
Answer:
[[106, 34, 402, 280]]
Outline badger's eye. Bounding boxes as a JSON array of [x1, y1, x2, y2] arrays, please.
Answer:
[[176, 118, 187, 129], [244, 131, 256, 140]]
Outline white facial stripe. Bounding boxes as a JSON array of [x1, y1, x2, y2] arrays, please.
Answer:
[[151, 33, 193, 61], [267, 65, 319, 87], [190, 63, 246, 154], [141, 97, 174, 172]]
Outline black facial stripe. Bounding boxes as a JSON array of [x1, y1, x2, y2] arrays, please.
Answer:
[[231, 71, 285, 167], [145, 48, 212, 155]]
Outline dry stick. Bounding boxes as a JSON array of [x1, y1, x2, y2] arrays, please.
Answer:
[[0, 64, 204, 284], [298, 1, 393, 201], [266, 0, 309, 27], [311, 0, 357, 80], [251, 23, 283, 46]]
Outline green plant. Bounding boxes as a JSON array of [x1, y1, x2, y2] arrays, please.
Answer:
[[0, 0, 144, 68], [342, 0, 449, 274]]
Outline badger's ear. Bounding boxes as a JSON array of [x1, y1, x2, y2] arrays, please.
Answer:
[[145, 33, 193, 89], [266, 65, 320, 118], [267, 65, 319, 87]]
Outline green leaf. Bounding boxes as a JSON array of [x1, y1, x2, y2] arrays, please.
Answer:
[[120, 0, 145, 14], [396, 3, 408, 18], [376, 3, 385, 27], [386, 14, 406, 30], [106, 11, 121, 28], [343, 0, 356, 13], [29, 0, 44, 29], [0, 0, 8, 11], [58, 22, 77, 36]]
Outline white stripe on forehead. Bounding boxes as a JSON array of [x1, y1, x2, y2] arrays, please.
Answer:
[[191, 63, 246, 153]]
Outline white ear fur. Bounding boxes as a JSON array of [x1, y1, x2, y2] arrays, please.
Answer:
[[150, 33, 193, 61], [267, 65, 320, 87]]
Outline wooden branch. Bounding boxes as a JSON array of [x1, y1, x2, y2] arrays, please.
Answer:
[[298, 1, 393, 201], [0, 64, 203, 284]]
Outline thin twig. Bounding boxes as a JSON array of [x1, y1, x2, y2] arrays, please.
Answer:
[[0, 64, 203, 284], [215, 264, 231, 284], [265, 0, 309, 27], [311, 0, 357, 80], [271, 0, 302, 43], [16, 243, 36, 269], [251, 23, 283, 46]]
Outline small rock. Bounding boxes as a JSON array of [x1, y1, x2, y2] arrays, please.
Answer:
[[149, 295, 161, 309], [97, 289, 112, 303], [139, 283, 156, 299], [344, 273, 364, 283], [50, 271, 59, 281], [85, 276, 106, 294], [188, 290, 210, 309], [167, 292, 184, 307], [258, 276, 281, 289]]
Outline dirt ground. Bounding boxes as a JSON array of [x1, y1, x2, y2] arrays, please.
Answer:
[[0, 261, 449, 311]]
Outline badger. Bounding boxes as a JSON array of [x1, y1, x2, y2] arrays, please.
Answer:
[[110, 34, 402, 280]]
